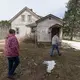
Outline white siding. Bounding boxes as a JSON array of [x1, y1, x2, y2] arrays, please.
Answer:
[[11, 10, 38, 39], [37, 18, 62, 42]]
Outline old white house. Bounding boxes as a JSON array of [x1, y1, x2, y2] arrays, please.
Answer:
[[10, 7, 63, 42], [9, 7, 41, 40]]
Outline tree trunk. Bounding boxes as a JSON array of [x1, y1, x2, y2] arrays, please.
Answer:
[[70, 32, 73, 40]]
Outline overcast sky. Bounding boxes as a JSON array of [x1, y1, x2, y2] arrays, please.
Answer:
[[0, 0, 69, 20]]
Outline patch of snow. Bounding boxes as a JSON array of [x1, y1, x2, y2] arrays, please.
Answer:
[[62, 40, 80, 50], [43, 60, 56, 73]]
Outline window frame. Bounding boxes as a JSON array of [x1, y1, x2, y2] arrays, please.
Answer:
[[27, 15, 32, 22], [21, 15, 25, 22], [16, 27, 19, 34]]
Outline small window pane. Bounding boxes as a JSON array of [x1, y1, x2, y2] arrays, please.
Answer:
[[16, 28, 19, 34], [21, 15, 25, 21], [28, 15, 32, 22]]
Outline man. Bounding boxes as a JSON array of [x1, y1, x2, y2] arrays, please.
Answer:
[[50, 33, 61, 56], [4, 29, 20, 79]]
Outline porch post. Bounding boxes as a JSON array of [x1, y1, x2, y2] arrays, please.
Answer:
[[59, 27, 63, 40], [35, 28, 37, 48]]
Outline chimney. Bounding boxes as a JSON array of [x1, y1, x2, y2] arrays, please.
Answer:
[[30, 9, 33, 11]]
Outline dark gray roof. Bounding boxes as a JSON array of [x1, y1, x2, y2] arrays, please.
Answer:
[[26, 14, 63, 28], [36, 14, 63, 23], [9, 7, 42, 22]]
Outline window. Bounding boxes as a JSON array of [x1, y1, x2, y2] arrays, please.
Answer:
[[16, 28, 19, 34], [21, 15, 25, 21], [31, 27, 35, 33], [27, 15, 32, 22], [49, 17, 52, 20]]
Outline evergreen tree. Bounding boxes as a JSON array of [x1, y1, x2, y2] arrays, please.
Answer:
[[63, 0, 80, 40], [0, 20, 11, 28]]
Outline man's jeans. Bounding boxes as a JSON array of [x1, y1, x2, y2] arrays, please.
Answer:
[[8, 56, 20, 76], [50, 44, 60, 56]]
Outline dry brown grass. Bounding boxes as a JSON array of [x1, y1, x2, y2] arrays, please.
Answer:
[[0, 42, 80, 80]]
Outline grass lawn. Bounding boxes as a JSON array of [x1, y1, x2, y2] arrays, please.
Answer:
[[0, 42, 80, 80]]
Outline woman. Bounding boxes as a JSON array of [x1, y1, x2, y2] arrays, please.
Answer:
[[4, 29, 20, 79]]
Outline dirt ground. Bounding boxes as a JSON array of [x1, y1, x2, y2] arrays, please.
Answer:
[[0, 42, 80, 80]]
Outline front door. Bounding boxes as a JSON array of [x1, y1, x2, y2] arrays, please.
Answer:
[[51, 27, 60, 38]]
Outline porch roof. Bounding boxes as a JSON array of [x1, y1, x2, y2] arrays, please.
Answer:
[[26, 22, 37, 28], [49, 24, 62, 29]]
